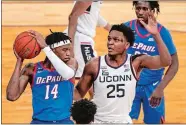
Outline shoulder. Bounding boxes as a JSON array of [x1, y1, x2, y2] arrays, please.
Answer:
[[123, 19, 136, 27], [131, 54, 147, 63], [158, 23, 170, 34], [131, 54, 148, 69], [84, 57, 100, 73], [67, 57, 78, 71], [22, 63, 35, 75], [85, 57, 99, 68]]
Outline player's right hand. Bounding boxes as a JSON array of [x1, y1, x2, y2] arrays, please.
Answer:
[[13, 46, 24, 62], [28, 30, 47, 49]]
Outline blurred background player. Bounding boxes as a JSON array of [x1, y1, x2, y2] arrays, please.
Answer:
[[65, 1, 111, 79], [6, 30, 78, 124], [74, 20, 171, 123], [71, 99, 97, 124], [124, 1, 178, 124]]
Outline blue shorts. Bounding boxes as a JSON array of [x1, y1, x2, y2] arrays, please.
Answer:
[[30, 117, 74, 124], [129, 80, 165, 124]]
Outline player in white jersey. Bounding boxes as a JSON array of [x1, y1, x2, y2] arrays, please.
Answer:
[[66, 1, 111, 79], [74, 13, 172, 123]]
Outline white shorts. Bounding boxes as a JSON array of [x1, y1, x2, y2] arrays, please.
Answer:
[[93, 116, 133, 124], [74, 31, 97, 78]]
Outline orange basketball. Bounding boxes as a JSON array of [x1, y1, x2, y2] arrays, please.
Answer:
[[14, 31, 41, 59]]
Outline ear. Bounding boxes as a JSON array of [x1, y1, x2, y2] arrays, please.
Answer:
[[52, 48, 56, 52], [125, 42, 130, 50]]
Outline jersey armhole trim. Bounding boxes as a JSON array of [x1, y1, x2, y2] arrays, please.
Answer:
[[129, 20, 133, 28], [93, 56, 101, 81], [130, 56, 138, 81], [31, 63, 37, 88]]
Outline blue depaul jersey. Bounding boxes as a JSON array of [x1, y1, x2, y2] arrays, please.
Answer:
[[31, 62, 74, 121], [124, 20, 177, 85]]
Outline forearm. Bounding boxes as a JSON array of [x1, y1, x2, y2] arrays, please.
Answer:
[[73, 88, 83, 101], [158, 55, 179, 90], [97, 15, 109, 29], [153, 33, 171, 66], [43, 47, 75, 79], [68, 15, 78, 43], [104, 23, 112, 31], [7, 60, 22, 100]]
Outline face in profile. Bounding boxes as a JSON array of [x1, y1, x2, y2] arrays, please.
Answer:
[[53, 44, 71, 62], [107, 30, 130, 56]]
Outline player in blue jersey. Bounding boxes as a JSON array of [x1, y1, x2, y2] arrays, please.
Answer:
[[6, 30, 78, 124], [124, 1, 179, 124]]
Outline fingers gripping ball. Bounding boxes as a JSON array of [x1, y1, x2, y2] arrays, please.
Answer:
[[14, 31, 41, 59]]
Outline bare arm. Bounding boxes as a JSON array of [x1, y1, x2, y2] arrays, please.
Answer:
[[138, 33, 171, 69], [68, 1, 92, 57], [75, 57, 99, 99], [104, 23, 112, 31], [137, 11, 171, 69], [158, 53, 179, 90], [6, 61, 32, 101], [66, 57, 78, 74], [97, 14, 112, 31]]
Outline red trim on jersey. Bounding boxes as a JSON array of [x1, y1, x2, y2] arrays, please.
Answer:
[[80, 42, 91, 45], [40, 61, 55, 72], [135, 20, 151, 38], [69, 78, 75, 84], [129, 20, 133, 28], [135, 20, 163, 38], [31, 64, 37, 88], [158, 25, 163, 32]]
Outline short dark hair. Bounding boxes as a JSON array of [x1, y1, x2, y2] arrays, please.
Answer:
[[133, 1, 160, 14], [109, 24, 135, 46], [45, 30, 71, 48], [71, 99, 97, 124]]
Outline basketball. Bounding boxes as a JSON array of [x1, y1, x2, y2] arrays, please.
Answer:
[[14, 31, 41, 59]]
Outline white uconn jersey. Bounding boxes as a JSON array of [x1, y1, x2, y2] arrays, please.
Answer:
[[76, 1, 102, 38], [93, 54, 137, 123]]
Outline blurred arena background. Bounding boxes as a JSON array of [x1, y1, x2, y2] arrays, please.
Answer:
[[2, 1, 186, 123]]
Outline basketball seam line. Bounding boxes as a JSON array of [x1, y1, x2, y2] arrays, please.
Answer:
[[28, 37, 37, 59], [18, 37, 34, 57]]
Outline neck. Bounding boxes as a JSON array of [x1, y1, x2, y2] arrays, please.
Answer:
[[43, 57, 54, 69], [108, 52, 127, 67]]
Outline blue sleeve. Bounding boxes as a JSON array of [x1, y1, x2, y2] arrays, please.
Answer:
[[160, 26, 177, 55], [123, 21, 130, 27]]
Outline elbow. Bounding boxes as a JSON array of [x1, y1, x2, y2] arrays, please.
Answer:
[[6, 91, 19, 101], [62, 69, 75, 80], [6, 94, 18, 101], [162, 57, 172, 67], [68, 13, 78, 22]]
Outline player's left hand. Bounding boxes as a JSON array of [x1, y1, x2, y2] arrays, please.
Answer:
[[148, 86, 164, 108], [28, 30, 47, 49], [139, 10, 159, 35]]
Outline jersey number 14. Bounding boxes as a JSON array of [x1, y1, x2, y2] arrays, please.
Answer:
[[45, 84, 58, 99]]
